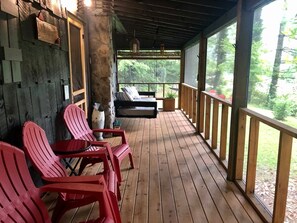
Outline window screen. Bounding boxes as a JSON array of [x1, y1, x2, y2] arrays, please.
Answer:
[[184, 43, 199, 87]]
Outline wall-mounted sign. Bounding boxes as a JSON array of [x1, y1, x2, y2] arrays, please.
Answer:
[[36, 17, 60, 45], [64, 84, 70, 100]]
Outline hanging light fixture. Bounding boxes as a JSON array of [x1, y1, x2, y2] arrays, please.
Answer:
[[84, 0, 92, 7], [130, 30, 140, 53]]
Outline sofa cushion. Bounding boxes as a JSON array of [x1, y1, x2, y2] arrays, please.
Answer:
[[122, 86, 140, 99], [115, 92, 132, 101], [117, 106, 156, 117]]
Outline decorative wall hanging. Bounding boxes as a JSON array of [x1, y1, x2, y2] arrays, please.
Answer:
[[36, 13, 60, 45]]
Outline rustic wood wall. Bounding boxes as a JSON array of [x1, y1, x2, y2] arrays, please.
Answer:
[[0, 0, 71, 147]]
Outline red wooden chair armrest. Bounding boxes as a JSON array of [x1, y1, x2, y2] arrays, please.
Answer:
[[40, 182, 105, 194], [59, 150, 111, 172], [40, 179, 120, 223], [59, 149, 107, 159], [42, 175, 104, 184], [92, 129, 125, 134]]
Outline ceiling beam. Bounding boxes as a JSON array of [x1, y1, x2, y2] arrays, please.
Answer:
[[169, 0, 235, 10], [114, 1, 217, 22], [114, 6, 209, 27], [115, 0, 225, 17]]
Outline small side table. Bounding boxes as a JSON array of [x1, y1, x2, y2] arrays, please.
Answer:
[[51, 139, 91, 176]]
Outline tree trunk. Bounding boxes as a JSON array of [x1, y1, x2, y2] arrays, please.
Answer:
[[213, 29, 227, 93], [267, 18, 286, 107], [248, 8, 263, 103]]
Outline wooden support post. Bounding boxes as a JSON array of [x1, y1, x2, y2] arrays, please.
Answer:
[[197, 34, 207, 133], [227, 0, 254, 180]]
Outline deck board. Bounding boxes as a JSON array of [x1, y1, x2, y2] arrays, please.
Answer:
[[44, 110, 263, 223]]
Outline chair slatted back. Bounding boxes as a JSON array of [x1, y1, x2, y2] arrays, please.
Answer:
[[0, 142, 51, 223], [22, 121, 67, 178], [63, 104, 96, 141]]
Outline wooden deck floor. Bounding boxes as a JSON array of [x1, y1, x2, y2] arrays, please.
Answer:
[[44, 110, 263, 223]]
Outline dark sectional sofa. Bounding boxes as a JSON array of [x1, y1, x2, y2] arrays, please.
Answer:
[[114, 91, 158, 118]]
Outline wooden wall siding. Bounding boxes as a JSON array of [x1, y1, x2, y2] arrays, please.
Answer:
[[0, 1, 22, 84], [0, 0, 71, 146]]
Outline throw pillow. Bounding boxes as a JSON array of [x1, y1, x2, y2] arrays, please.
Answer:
[[122, 86, 140, 99], [116, 92, 132, 101]]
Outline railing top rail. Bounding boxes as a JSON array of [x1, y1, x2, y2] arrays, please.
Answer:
[[202, 91, 232, 107], [240, 108, 297, 138], [181, 83, 197, 90], [118, 82, 179, 85]]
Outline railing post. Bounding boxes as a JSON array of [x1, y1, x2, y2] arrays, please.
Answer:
[[273, 132, 293, 223], [220, 103, 229, 160], [180, 84, 184, 110], [211, 100, 219, 149], [245, 117, 259, 194], [193, 90, 197, 124], [205, 96, 211, 140], [189, 88, 193, 119], [198, 93, 205, 133], [235, 109, 246, 179]]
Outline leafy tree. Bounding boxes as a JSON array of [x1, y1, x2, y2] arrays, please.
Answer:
[[118, 59, 180, 84], [212, 29, 227, 94], [249, 8, 266, 104], [267, 15, 287, 108], [206, 23, 236, 98]]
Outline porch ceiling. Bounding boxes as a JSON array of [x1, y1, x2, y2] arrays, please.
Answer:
[[113, 0, 238, 50]]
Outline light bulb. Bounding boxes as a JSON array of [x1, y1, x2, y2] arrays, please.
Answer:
[[84, 0, 92, 7]]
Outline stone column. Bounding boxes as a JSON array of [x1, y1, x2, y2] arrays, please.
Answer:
[[85, 0, 114, 128]]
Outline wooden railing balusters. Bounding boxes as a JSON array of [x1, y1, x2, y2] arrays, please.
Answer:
[[273, 132, 293, 223], [220, 104, 229, 160], [245, 117, 259, 194], [211, 100, 219, 149]]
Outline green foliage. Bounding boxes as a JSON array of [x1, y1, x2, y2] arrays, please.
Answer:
[[118, 59, 180, 84], [272, 96, 291, 120], [289, 101, 297, 117], [206, 22, 236, 97], [165, 92, 177, 99], [249, 90, 268, 107]]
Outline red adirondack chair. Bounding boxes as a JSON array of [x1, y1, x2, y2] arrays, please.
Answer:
[[0, 141, 121, 223], [63, 104, 134, 182], [22, 121, 121, 223]]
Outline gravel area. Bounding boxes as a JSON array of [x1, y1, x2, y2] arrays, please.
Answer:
[[255, 173, 297, 222]]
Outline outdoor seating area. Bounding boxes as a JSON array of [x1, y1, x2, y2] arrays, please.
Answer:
[[0, 103, 134, 223], [0, 142, 119, 223], [114, 87, 158, 118], [1, 0, 296, 222], [41, 111, 263, 222]]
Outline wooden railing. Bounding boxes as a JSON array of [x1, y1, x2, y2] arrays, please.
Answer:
[[199, 91, 232, 162], [117, 83, 295, 221], [180, 84, 198, 125], [236, 108, 297, 223]]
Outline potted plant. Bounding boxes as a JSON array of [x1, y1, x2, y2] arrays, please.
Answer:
[[163, 92, 177, 111]]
